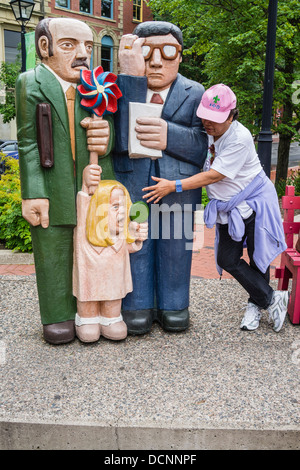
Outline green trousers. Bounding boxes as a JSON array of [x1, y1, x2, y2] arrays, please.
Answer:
[[31, 225, 76, 325], [30, 155, 116, 325]]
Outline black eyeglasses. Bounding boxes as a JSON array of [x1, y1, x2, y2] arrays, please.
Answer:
[[141, 43, 182, 61]]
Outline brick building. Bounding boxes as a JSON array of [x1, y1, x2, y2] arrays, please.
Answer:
[[45, 0, 153, 72]]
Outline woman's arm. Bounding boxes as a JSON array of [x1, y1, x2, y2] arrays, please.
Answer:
[[142, 169, 225, 204]]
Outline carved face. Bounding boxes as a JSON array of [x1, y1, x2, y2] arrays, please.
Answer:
[[39, 19, 93, 83], [143, 33, 182, 91], [86, 181, 134, 247], [107, 188, 126, 237]]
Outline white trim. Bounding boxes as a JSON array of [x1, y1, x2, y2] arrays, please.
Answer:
[[75, 314, 101, 326], [99, 314, 123, 326]]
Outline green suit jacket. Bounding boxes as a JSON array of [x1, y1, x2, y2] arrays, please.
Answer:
[[16, 64, 115, 227]]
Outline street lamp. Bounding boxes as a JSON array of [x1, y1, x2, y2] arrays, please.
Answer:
[[9, 0, 35, 73], [257, 0, 278, 178]]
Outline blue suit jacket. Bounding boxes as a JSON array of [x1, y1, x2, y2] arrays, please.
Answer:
[[113, 73, 208, 209]]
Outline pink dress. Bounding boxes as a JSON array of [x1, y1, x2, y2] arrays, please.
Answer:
[[73, 191, 141, 302]]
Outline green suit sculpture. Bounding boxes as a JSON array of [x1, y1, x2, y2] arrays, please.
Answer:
[[15, 18, 114, 344]]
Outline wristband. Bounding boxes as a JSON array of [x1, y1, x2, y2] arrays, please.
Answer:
[[175, 180, 183, 193]]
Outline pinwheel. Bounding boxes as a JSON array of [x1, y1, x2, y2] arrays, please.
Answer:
[[77, 66, 122, 117], [77, 66, 122, 166]]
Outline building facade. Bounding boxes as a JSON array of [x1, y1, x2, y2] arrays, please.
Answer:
[[45, 0, 152, 73], [0, 0, 153, 139]]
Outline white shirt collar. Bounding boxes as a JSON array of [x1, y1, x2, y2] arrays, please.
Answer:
[[146, 87, 170, 104], [43, 64, 77, 98]]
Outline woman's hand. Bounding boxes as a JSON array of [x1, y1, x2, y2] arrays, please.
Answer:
[[142, 176, 175, 203]]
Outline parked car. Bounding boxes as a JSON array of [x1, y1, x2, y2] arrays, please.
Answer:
[[0, 140, 18, 177], [0, 140, 18, 157]]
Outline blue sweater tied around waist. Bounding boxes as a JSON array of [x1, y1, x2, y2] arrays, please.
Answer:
[[203, 170, 287, 276]]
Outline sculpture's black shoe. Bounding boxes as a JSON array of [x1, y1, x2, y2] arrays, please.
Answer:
[[43, 320, 75, 345], [122, 309, 155, 335], [157, 308, 189, 332]]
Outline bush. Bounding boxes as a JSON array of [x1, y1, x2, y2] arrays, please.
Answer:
[[0, 154, 32, 252], [201, 187, 209, 207], [275, 169, 300, 198]]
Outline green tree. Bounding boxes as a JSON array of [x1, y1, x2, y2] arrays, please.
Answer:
[[0, 60, 21, 123], [149, 0, 300, 183]]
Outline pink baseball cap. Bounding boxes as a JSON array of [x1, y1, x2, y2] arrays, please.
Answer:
[[196, 84, 237, 123]]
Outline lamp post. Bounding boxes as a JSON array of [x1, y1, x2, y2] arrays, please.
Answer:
[[9, 0, 35, 73], [257, 0, 278, 178]]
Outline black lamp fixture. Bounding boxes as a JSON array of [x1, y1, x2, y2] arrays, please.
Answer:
[[9, 0, 35, 72], [257, 0, 278, 178]]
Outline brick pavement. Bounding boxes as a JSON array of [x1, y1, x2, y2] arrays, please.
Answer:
[[0, 264, 35, 276], [0, 225, 281, 280], [191, 225, 280, 280]]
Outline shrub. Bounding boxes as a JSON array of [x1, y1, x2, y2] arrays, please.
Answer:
[[275, 169, 300, 198], [201, 187, 209, 207], [0, 154, 32, 252]]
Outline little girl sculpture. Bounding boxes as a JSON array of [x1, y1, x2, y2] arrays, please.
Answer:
[[73, 166, 147, 342], [73, 66, 147, 343]]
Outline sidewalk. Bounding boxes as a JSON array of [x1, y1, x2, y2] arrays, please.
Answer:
[[191, 226, 281, 280], [1, 224, 300, 450]]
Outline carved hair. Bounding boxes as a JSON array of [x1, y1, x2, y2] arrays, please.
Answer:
[[86, 180, 135, 247], [133, 21, 183, 51], [35, 18, 53, 60]]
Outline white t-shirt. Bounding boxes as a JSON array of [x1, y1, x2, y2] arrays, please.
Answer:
[[204, 120, 262, 224]]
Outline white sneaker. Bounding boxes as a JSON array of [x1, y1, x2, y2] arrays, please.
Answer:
[[267, 291, 289, 332], [240, 302, 262, 331]]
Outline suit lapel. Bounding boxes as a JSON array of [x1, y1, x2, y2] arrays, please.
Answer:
[[35, 64, 69, 134], [162, 74, 190, 120]]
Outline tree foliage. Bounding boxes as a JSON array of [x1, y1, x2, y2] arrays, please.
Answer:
[[0, 61, 21, 123], [149, 0, 300, 180]]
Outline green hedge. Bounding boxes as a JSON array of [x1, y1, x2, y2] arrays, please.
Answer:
[[0, 154, 32, 252], [275, 169, 300, 198]]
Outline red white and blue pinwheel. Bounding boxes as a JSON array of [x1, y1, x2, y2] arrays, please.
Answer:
[[77, 66, 122, 117]]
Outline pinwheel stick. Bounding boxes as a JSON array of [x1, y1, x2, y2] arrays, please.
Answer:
[[89, 114, 101, 166]]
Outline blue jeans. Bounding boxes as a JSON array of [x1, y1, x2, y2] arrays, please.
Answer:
[[217, 212, 274, 309]]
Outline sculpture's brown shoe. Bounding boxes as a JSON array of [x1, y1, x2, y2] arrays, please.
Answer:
[[43, 320, 75, 345]]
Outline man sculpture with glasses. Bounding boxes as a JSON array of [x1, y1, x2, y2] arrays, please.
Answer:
[[113, 21, 208, 335]]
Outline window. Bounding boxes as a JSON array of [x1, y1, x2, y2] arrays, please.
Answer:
[[55, 0, 70, 8], [1, 143, 17, 152], [4, 30, 21, 63], [133, 0, 142, 22], [80, 0, 92, 14], [101, 0, 113, 19], [101, 36, 113, 72]]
